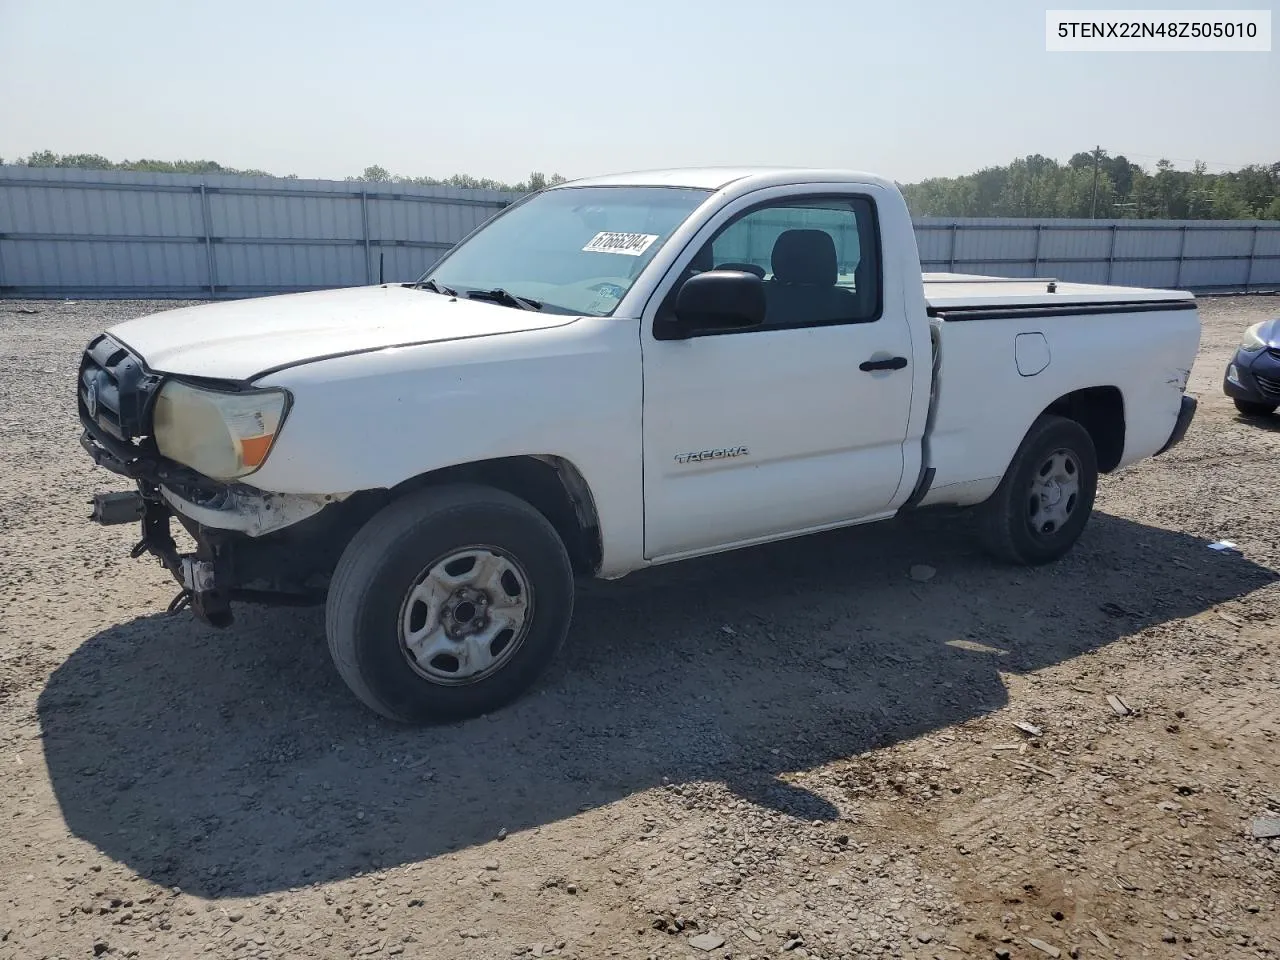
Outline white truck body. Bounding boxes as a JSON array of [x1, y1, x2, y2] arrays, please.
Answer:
[[78, 167, 1201, 721]]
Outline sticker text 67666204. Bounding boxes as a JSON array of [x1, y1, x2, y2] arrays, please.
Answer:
[[582, 232, 659, 256]]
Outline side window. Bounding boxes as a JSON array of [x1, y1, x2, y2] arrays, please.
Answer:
[[684, 195, 881, 330]]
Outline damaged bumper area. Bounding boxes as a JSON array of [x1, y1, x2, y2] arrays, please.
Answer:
[[77, 333, 378, 628], [157, 484, 344, 538], [86, 477, 375, 629], [1155, 394, 1198, 455], [82, 445, 374, 628], [83, 430, 366, 625]]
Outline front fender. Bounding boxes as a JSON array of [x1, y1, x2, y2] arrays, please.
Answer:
[[246, 317, 645, 575]]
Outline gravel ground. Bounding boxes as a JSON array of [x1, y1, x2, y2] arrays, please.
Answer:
[[1, 295, 1277, 960]]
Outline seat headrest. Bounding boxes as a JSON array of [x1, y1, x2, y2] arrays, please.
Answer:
[[771, 229, 837, 286], [715, 261, 766, 279]]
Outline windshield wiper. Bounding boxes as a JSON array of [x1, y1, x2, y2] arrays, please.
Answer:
[[414, 278, 458, 297], [466, 288, 543, 311]]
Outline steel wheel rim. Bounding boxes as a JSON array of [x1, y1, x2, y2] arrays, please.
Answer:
[[397, 545, 534, 686], [1027, 447, 1080, 537]]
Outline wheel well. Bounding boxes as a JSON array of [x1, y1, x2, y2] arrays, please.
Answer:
[[1043, 386, 1125, 472], [390, 456, 603, 575]]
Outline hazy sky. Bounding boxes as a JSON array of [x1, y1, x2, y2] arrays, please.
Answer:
[[1, 0, 1275, 183]]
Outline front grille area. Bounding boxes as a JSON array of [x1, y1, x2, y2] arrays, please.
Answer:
[[78, 335, 163, 443], [1255, 372, 1280, 398]]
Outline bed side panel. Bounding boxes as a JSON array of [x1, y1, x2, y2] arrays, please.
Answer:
[[921, 305, 1200, 507]]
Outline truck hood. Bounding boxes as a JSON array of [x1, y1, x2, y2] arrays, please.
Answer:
[[106, 284, 580, 381]]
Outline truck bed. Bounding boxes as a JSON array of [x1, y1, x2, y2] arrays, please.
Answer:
[[923, 272, 1195, 318]]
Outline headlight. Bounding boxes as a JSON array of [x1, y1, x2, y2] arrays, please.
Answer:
[[1239, 322, 1267, 353], [152, 381, 289, 480]]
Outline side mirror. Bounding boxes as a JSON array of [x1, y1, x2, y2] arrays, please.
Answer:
[[669, 270, 766, 338]]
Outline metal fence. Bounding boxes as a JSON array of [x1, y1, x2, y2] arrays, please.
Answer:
[[2, 166, 1278, 298], [913, 217, 1280, 293], [0, 166, 519, 299]]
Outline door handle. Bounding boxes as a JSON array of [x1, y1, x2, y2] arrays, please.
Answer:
[[859, 356, 909, 372]]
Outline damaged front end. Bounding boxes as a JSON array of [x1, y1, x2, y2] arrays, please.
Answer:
[[84, 479, 354, 627], [78, 334, 377, 627]]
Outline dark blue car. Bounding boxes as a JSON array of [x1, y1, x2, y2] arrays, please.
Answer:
[[1224, 317, 1280, 417]]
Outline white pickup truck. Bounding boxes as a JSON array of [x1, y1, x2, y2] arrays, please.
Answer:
[[78, 167, 1201, 723]]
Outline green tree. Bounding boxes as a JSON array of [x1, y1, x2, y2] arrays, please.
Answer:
[[22, 150, 113, 168], [9, 151, 578, 193], [1209, 178, 1249, 220], [1103, 154, 1137, 198], [356, 164, 391, 182], [1152, 159, 1186, 218], [902, 149, 1279, 220]]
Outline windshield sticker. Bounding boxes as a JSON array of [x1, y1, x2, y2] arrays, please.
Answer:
[[582, 232, 659, 256]]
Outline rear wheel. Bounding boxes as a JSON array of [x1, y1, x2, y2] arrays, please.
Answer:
[[977, 414, 1098, 566], [325, 484, 574, 724], [1234, 398, 1277, 418]]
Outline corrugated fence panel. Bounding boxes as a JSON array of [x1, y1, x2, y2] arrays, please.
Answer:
[[913, 225, 953, 265], [1114, 227, 1182, 259], [1038, 260, 1111, 284], [363, 193, 508, 282], [1185, 228, 1255, 258], [214, 242, 367, 291], [954, 227, 1039, 264], [1037, 227, 1114, 260], [1257, 229, 1280, 257], [913, 215, 1279, 293], [0, 166, 517, 298], [1110, 258, 1182, 289], [2, 167, 1278, 298]]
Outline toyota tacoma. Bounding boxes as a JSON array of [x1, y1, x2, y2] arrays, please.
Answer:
[[77, 167, 1201, 723]]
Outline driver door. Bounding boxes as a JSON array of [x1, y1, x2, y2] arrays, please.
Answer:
[[640, 188, 916, 560]]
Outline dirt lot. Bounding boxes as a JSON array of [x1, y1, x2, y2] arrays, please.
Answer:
[[1, 295, 1277, 960]]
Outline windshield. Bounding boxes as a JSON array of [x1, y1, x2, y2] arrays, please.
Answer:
[[417, 185, 711, 316]]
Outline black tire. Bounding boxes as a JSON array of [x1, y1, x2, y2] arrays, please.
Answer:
[[325, 483, 574, 724], [1234, 398, 1277, 418], [977, 414, 1098, 566]]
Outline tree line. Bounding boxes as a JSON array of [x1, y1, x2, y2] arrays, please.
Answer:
[[6, 150, 283, 179], [901, 150, 1280, 220], [2, 152, 566, 195], [5, 149, 1277, 219], [344, 164, 568, 193]]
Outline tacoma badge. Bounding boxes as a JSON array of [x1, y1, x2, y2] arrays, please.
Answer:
[[674, 446, 750, 464]]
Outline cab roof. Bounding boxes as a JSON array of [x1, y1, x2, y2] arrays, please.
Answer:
[[553, 167, 899, 193]]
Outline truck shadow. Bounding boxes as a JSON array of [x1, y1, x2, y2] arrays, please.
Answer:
[[37, 509, 1277, 898]]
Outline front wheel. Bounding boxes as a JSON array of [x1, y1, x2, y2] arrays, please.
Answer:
[[1234, 398, 1277, 418], [325, 484, 574, 724], [976, 414, 1099, 566]]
